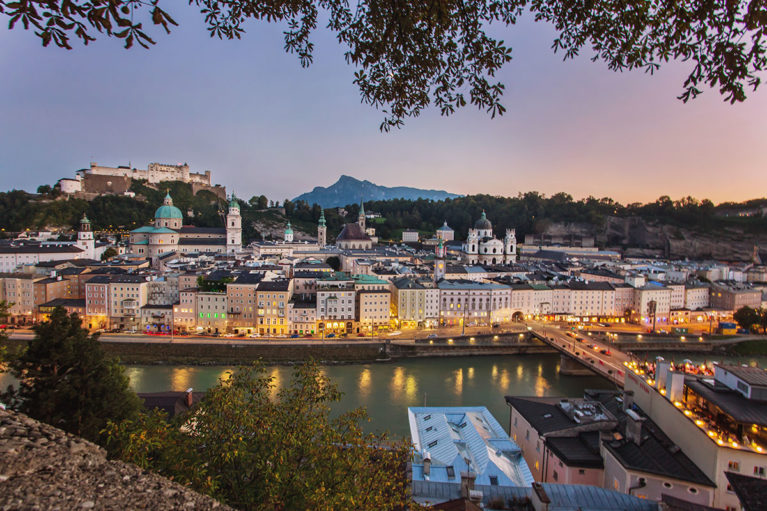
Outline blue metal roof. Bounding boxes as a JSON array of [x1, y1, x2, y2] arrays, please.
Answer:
[[408, 406, 533, 488]]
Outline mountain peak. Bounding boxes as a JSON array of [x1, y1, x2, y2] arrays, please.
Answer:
[[293, 175, 461, 208]]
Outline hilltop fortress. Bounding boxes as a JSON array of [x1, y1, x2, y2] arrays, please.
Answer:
[[57, 161, 226, 199]]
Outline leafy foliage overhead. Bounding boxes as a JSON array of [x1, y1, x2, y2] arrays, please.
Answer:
[[2, 0, 765, 129]]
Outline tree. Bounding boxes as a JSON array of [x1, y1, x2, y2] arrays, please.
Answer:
[[326, 256, 341, 271], [100, 246, 118, 261], [3, 1, 765, 131], [36, 184, 52, 195], [106, 362, 414, 511], [734, 306, 761, 333], [0, 307, 142, 444]]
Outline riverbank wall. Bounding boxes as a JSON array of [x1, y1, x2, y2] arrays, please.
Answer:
[[1, 334, 735, 366]]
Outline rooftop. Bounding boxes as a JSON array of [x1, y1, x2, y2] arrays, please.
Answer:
[[408, 406, 534, 488]]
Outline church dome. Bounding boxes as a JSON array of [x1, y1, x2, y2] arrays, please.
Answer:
[[474, 211, 492, 230], [155, 192, 183, 220], [437, 221, 452, 231], [285, 222, 293, 234]]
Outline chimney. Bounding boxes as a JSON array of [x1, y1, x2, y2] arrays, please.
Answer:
[[185, 387, 194, 407], [423, 452, 431, 477], [530, 482, 551, 511], [668, 372, 685, 403], [622, 390, 634, 412], [625, 409, 646, 445], [460, 471, 476, 499], [656, 360, 671, 391]]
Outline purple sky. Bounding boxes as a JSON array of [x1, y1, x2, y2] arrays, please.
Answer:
[[1, 7, 765, 204]]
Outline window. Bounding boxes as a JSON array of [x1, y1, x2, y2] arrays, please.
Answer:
[[663, 482, 673, 489], [754, 466, 765, 477], [728, 461, 740, 472], [446, 466, 455, 479], [427, 440, 438, 448], [552, 471, 558, 482], [688, 487, 698, 494], [489, 476, 498, 486], [578, 469, 585, 475]]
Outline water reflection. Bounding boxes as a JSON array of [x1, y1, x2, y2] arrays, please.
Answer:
[[269, 367, 281, 398], [453, 368, 463, 395], [534, 376, 551, 396], [358, 368, 371, 398], [405, 375, 418, 401], [171, 367, 193, 390], [499, 369, 510, 390], [390, 366, 405, 399], [122, 355, 613, 438]]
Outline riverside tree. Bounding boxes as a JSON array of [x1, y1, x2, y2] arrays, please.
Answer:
[[0, 307, 142, 443], [106, 362, 414, 511], [3, 0, 765, 130]]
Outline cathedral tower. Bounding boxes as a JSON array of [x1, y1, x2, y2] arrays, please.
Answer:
[[504, 228, 517, 264], [226, 195, 242, 254], [284, 221, 294, 243]]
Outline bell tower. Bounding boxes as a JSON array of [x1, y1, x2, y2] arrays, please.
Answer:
[[226, 194, 242, 254], [317, 210, 327, 248], [504, 228, 517, 264], [358, 201, 366, 230], [76, 213, 95, 260], [434, 238, 446, 282]]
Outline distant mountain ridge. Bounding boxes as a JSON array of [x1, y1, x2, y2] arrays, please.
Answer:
[[292, 175, 461, 208]]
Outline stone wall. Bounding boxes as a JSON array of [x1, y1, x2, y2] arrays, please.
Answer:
[[0, 408, 231, 510]]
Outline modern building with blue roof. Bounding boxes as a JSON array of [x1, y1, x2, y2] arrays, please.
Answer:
[[409, 406, 534, 505]]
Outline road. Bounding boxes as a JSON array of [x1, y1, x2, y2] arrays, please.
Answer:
[[529, 322, 630, 386]]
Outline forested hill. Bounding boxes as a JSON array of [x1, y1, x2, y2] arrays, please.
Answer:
[[2, 184, 767, 260], [292, 175, 461, 207]]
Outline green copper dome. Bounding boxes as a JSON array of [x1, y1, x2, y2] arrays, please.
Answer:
[[318, 210, 326, 226], [229, 193, 240, 210], [285, 221, 293, 234], [155, 192, 183, 219]]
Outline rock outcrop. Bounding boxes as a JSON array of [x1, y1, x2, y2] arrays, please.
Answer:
[[0, 408, 231, 510]]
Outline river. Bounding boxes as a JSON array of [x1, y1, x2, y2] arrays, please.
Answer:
[[122, 354, 614, 437]]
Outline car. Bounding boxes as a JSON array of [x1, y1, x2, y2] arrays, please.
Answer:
[[290, 334, 300, 338], [210, 332, 221, 337], [600, 349, 611, 355], [326, 333, 336, 338], [427, 334, 438, 339], [249, 333, 261, 338], [303, 334, 313, 338]]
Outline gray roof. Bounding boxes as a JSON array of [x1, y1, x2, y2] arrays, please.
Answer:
[[686, 379, 767, 426], [717, 364, 767, 387]]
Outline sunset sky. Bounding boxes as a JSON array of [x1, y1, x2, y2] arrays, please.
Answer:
[[1, 6, 765, 205]]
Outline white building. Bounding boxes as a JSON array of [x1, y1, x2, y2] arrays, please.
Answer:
[[409, 406, 534, 506], [438, 279, 512, 326], [390, 277, 440, 327], [435, 221, 454, 242], [402, 230, 420, 243], [461, 211, 516, 265]]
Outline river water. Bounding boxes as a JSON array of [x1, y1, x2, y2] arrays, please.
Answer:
[[4, 352, 765, 437], [123, 354, 613, 438]]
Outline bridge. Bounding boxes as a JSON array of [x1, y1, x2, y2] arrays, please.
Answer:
[[529, 323, 628, 387]]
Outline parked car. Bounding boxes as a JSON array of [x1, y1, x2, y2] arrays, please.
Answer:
[[290, 334, 300, 338], [326, 333, 336, 338], [427, 334, 438, 339]]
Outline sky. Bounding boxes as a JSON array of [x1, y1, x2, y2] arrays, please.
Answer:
[[1, 6, 766, 205]]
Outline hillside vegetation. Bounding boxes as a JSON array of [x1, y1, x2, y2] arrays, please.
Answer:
[[2, 185, 767, 257]]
